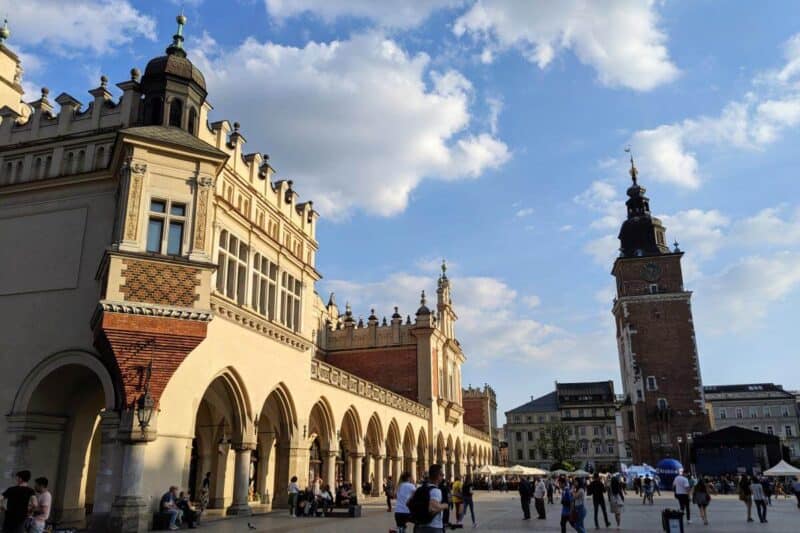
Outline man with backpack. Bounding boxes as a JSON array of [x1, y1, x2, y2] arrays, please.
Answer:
[[407, 464, 449, 532]]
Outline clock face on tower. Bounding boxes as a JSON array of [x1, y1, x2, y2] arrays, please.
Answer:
[[642, 262, 661, 282]]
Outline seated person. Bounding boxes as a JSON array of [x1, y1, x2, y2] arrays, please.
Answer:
[[160, 486, 182, 531], [177, 491, 200, 529], [320, 484, 334, 515]]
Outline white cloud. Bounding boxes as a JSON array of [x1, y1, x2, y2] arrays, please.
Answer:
[[264, 0, 461, 28], [486, 95, 503, 135], [193, 32, 509, 218], [453, 0, 679, 91], [631, 33, 800, 189], [559, 225, 573, 232], [522, 294, 541, 308], [584, 234, 619, 267], [515, 207, 534, 218], [0, 0, 156, 55], [657, 209, 729, 260], [735, 205, 800, 246]]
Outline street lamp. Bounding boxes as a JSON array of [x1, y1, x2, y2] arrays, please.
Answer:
[[136, 360, 155, 430], [676, 436, 683, 465]]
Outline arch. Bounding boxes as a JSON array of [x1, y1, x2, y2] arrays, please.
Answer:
[[169, 97, 183, 128], [364, 412, 384, 454], [12, 349, 116, 414], [146, 96, 163, 126], [454, 437, 463, 477], [197, 367, 252, 443], [402, 424, 416, 458], [308, 397, 336, 450], [76, 150, 85, 173], [187, 107, 198, 134], [416, 427, 428, 481], [385, 419, 401, 457], [340, 406, 363, 449], [436, 432, 445, 465], [93, 146, 106, 170]]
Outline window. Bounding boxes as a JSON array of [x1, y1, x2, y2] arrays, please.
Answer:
[[595, 444, 602, 455], [563, 410, 571, 418], [280, 272, 302, 332], [749, 407, 758, 419], [528, 449, 535, 460], [169, 98, 183, 127], [736, 408, 743, 419], [719, 408, 727, 420], [786, 426, 795, 437], [514, 416, 520, 423], [763, 406, 771, 417], [251, 253, 278, 319], [606, 426, 613, 436], [515, 432, 521, 442], [593, 427, 600, 436], [782, 406, 791, 417], [636, 390, 643, 401], [148, 97, 163, 125], [649, 283, 658, 294], [187, 107, 197, 134], [516, 449, 523, 460], [646, 376, 657, 391], [216, 230, 249, 305], [526, 416, 532, 423], [657, 398, 668, 410], [579, 426, 586, 436], [147, 199, 186, 256], [568, 426, 574, 436], [538, 415, 545, 423], [527, 431, 533, 441], [767, 426, 774, 435]]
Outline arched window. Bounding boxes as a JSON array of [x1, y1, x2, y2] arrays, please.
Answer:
[[33, 157, 41, 180], [169, 98, 183, 128], [76, 150, 86, 174], [147, 97, 163, 126], [187, 107, 197, 134], [44, 155, 52, 178], [94, 146, 105, 170], [62, 152, 74, 175]]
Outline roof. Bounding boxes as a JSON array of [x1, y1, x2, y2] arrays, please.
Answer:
[[693, 426, 781, 447], [704, 383, 787, 394], [507, 391, 558, 414], [556, 381, 614, 398], [120, 126, 228, 158], [144, 54, 206, 91]]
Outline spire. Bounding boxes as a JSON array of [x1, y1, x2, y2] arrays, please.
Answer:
[[416, 290, 431, 316], [0, 18, 9, 44], [165, 11, 188, 58], [625, 146, 638, 186], [441, 259, 448, 280], [327, 292, 336, 307]]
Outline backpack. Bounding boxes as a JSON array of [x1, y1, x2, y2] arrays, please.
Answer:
[[408, 484, 436, 525]]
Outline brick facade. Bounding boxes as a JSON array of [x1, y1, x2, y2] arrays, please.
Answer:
[[463, 396, 489, 433], [324, 346, 418, 402], [120, 258, 201, 307]]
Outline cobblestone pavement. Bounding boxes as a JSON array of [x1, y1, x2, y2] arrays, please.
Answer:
[[199, 491, 800, 532]]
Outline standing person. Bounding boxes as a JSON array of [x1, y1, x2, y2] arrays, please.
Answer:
[[518, 476, 533, 520], [385, 476, 395, 513], [738, 475, 754, 522], [751, 477, 767, 523], [672, 470, 691, 524], [439, 477, 452, 527], [793, 477, 800, 508], [394, 472, 415, 533], [1, 470, 36, 533], [410, 464, 449, 533], [589, 473, 610, 528], [609, 475, 625, 531], [559, 481, 574, 533], [199, 472, 211, 512], [633, 476, 641, 496], [30, 478, 51, 533], [572, 479, 587, 533], [451, 476, 463, 524], [692, 477, 711, 526], [546, 477, 555, 504], [460, 474, 477, 528], [534, 476, 547, 520], [642, 475, 654, 505], [287, 475, 300, 517]]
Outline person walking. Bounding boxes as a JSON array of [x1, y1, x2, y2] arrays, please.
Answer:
[[642, 475, 654, 505], [672, 470, 691, 524], [692, 477, 711, 526], [451, 476, 463, 524], [560, 481, 574, 533], [534, 476, 546, 519], [609, 475, 624, 531], [547, 477, 555, 504], [30, 477, 51, 533], [1, 470, 36, 533], [519, 476, 533, 520], [572, 478, 587, 533], [288, 475, 300, 517], [394, 472, 415, 533], [751, 477, 768, 523], [412, 464, 449, 533], [459, 474, 477, 528], [589, 473, 610, 528], [384, 476, 395, 512], [738, 475, 754, 522]]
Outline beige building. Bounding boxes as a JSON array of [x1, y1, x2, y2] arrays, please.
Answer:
[[0, 16, 493, 532], [505, 382, 624, 471]]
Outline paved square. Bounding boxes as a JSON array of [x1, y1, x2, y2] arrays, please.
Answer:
[[199, 491, 800, 532]]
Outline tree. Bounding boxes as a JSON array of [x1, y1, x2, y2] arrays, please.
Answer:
[[537, 422, 578, 469]]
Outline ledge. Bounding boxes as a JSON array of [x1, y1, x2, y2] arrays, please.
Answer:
[[93, 300, 213, 328], [464, 424, 492, 443]]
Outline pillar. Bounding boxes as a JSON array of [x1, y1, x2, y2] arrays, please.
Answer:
[[88, 411, 122, 532], [351, 453, 364, 499], [363, 453, 372, 492], [227, 445, 254, 516], [392, 456, 402, 483], [324, 450, 337, 488], [372, 455, 384, 496], [109, 442, 148, 533]]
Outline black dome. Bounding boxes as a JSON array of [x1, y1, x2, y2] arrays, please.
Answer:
[[143, 54, 206, 92]]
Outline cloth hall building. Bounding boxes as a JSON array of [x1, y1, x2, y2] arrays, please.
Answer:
[[0, 17, 493, 532]]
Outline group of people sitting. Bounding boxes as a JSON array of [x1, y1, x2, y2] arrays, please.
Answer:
[[160, 486, 202, 530], [287, 476, 345, 517]]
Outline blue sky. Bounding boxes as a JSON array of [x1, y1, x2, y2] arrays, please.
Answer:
[[7, 0, 800, 417]]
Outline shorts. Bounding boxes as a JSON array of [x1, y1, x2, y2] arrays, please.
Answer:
[[395, 512, 411, 527]]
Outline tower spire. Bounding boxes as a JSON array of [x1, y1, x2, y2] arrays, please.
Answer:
[[625, 146, 638, 186], [0, 18, 10, 44], [165, 11, 188, 57]]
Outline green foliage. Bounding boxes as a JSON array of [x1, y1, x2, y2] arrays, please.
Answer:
[[537, 421, 578, 466]]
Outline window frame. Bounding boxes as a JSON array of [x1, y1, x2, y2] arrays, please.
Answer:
[[215, 229, 249, 305], [146, 197, 188, 256]]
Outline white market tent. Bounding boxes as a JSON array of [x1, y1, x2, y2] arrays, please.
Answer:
[[572, 469, 591, 478], [475, 465, 505, 475], [763, 460, 800, 476]]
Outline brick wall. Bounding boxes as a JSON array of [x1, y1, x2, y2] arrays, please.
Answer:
[[120, 258, 201, 307], [463, 396, 489, 433], [325, 346, 418, 402]]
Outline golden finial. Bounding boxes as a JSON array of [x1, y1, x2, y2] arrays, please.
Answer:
[[624, 146, 638, 185]]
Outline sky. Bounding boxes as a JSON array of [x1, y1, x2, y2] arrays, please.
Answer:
[[6, 0, 800, 418]]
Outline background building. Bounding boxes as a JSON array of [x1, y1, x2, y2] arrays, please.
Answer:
[[462, 384, 500, 464], [704, 383, 800, 459], [613, 158, 710, 465], [504, 381, 623, 471]]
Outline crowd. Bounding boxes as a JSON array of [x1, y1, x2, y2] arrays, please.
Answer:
[[0, 471, 50, 533]]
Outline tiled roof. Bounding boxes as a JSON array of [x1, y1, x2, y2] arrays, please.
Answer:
[[506, 391, 558, 414], [556, 380, 614, 397], [121, 126, 228, 158]]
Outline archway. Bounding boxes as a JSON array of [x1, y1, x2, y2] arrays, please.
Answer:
[[385, 419, 402, 485], [307, 397, 336, 489], [189, 369, 251, 511], [339, 407, 363, 496], [253, 385, 296, 507], [454, 438, 463, 478], [416, 429, 428, 481], [445, 435, 454, 479], [10, 351, 116, 528], [364, 413, 384, 495], [402, 424, 416, 478]]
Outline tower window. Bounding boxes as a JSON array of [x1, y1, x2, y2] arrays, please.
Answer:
[[169, 98, 183, 128], [646, 376, 657, 391], [657, 398, 668, 410], [649, 284, 658, 294], [146, 199, 186, 256], [148, 97, 163, 125], [188, 107, 197, 134]]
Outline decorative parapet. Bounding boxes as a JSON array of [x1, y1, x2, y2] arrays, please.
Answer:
[[211, 294, 312, 353], [310, 359, 430, 419], [464, 424, 492, 443], [93, 300, 213, 326]]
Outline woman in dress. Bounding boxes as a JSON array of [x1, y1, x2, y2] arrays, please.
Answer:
[[692, 477, 711, 525], [609, 475, 625, 531]]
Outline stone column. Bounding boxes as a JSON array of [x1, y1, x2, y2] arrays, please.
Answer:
[[89, 411, 122, 532], [227, 445, 254, 516], [392, 456, 402, 483], [324, 450, 337, 488], [372, 455, 384, 496], [351, 453, 364, 499], [109, 442, 148, 533]]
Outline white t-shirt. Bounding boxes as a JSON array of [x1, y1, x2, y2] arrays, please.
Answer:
[[288, 482, 299, 494], [395, 482, 416, 514], [673, 475, 690, 495], [424, 486, 444, 528], [34, 491, 51, 525]]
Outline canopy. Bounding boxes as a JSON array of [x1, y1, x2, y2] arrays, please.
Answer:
[[475, 465, 504, 475], [763, 460, 800, 476], [572, 469, 591, 477], [551, 469, 569, 476]]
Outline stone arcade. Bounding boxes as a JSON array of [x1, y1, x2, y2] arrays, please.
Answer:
[[0, 16, 494, 532]]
